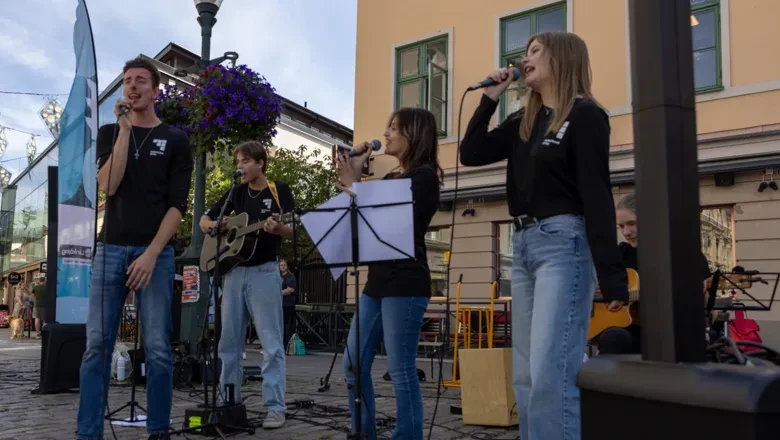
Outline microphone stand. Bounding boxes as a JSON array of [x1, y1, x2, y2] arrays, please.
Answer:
[[170, 174, 254, 438]]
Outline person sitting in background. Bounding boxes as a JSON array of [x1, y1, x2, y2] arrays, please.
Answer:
[[596, 192, 712, 354]]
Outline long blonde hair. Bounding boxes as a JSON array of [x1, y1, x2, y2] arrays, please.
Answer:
[[519, 32, 604, 142]]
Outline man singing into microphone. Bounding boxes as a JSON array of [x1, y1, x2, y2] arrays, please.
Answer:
[[77, 57, 193, 440], [199, 141, 294, 429]]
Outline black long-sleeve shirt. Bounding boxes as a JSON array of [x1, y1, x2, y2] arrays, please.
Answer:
[[460, 95, 628, 302]]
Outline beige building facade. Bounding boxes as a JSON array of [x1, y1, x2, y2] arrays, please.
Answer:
[[352, 0, 780, 347]]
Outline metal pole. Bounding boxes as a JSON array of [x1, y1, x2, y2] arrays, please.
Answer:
[[178, 4, 218, 357], [628, 0, 706, 363]]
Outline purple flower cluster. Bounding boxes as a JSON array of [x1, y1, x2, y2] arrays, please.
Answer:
[[155, 64, 283, 154]]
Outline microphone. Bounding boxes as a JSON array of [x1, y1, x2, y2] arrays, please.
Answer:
[[232, 169, 244, 179], [467, 67, 523, 91], [118, 105, 130, 115], [349, 140, 381, 157], [334, 139, 382, 157]]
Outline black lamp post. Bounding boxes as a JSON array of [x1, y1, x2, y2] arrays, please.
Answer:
[[176, 0, 239, 357]]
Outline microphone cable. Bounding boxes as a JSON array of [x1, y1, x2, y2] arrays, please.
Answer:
[[427, 88, 469, 440], [99, 115, 124, 440]]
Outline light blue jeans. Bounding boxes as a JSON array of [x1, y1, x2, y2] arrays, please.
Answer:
[[343, 294, 429, 440], [219, 262, 286, 413], [77, 244, 175, 440], [511, 215, 596, 440]]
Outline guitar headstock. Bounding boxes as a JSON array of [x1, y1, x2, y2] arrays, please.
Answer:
[[709, 273, 754, 290]]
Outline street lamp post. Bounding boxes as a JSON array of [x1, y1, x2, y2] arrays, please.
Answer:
[[176, 0, 238, 357]]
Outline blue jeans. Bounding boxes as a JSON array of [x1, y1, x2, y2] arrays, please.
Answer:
[[511, 215, 595, 440], [219, 263, 286, 412], [77, 244, 175, 440], [343, 294, 429, 440]]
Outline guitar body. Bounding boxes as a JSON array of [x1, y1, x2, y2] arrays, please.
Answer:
[[587, 268, 640, 340], [199, 212, 258, 275]]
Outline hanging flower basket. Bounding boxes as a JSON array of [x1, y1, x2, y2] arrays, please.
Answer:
[[155, 64, 283, 156]]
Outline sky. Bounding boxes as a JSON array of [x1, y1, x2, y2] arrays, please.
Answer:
[[0, 0, 357, 178]]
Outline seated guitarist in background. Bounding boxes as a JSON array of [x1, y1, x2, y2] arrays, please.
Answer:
[[597, 192, 712, 354], [199, 141, 294, 429]]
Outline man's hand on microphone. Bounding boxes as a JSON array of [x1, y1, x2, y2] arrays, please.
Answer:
[[333, 142, 372, 187], [483, 68, 516, 102], [115, 97, 132, 131]]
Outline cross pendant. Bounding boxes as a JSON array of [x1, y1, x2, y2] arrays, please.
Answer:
[[134, 151, 139, 160]]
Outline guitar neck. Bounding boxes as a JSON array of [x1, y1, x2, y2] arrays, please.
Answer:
[[236, 220, 267, 238]]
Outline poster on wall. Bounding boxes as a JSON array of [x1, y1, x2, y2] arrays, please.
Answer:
[[56, 0, 98, 324], [181, 266, 200, 303]]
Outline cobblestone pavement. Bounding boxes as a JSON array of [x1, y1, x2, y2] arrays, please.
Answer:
[[0, 328, 517, 440]]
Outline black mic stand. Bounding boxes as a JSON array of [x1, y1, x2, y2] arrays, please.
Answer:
[[293, 184, 415, 439], [105, 301, 146, 425], [170, 176, 254, 438]]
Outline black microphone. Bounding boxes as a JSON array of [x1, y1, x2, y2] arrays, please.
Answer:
[[118, 105, 130, 115], [232, 169, 244, 179], [467, 67, 523, 91]]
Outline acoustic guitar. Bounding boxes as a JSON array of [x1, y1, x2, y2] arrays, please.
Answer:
[[587, 268, 640, 340], [199, 211, 296, 275]]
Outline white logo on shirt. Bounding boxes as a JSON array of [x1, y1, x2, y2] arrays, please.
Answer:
[[150, 139, 167, 156], [541, 120, 570, 147], [262, 199, 272, 212]]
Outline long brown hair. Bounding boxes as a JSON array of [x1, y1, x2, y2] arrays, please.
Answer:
[[388, 108, 443, 183], [519, 32, 604, 142]]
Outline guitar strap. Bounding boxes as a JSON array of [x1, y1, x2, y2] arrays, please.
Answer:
[[268, 181, 283, 213]]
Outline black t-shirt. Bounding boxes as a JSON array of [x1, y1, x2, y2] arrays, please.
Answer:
[[460, 95, 628, 303], [282, 272, 297, 307], [205, 181, 294, 266], [97, 123, 193, 246], [364, 166, 440, 298], [619, 242, 711, 282]]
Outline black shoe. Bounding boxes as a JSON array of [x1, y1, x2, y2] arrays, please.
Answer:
[[148, 435, 170, 440]]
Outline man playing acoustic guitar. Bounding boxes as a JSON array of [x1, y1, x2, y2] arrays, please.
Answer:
[[199, 140, 294, 429], [596, 192, 712, 354]]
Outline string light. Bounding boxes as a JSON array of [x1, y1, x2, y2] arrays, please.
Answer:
[[0, 128, 7, 160], [26, 136, 36, 164]]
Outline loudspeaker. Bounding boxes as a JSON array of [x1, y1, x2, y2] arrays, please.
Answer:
[[34, 323, 86, 394], [579, 355, 780, 440], [714, 172, 735, 187]]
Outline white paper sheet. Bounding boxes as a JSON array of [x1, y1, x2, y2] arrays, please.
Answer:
[[300, 179, 415, 280]]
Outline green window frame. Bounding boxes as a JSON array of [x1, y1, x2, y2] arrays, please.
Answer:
[[498, 2, 567, 121], [691, 0, 723, 93], [395, 36, 449, 137]]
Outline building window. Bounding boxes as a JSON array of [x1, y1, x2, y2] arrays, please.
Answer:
[[700, 206, 735, 271], [395, 36, 448, 136], [499, 3, 566, 121], [691, 0, 722, 92], [494, 222, 515, 296], [425, 227, 451, 297]]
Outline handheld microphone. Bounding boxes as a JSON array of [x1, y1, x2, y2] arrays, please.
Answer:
[[232, 169, 244, 179], [467, 67, 523, 91], [349, 139, 382, 157], [118, 105, 130, 115], [334, 139, 382, 157]]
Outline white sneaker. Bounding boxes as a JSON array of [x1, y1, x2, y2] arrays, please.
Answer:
[[262, 411, 285, 429]]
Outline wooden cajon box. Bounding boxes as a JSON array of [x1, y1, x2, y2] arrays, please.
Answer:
[[459, 347, 517, 427]]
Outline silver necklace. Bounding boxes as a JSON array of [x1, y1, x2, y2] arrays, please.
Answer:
[[131, 125, 157, 160], [247, 186, 262, 199]]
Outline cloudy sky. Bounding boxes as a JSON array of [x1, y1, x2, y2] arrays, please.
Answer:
[[0, 0, 357, 178]]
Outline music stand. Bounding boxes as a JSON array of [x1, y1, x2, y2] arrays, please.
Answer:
[[294, 179, 415, 439]]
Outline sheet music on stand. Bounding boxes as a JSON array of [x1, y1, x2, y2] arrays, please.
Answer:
[[300, 178, 415, 279]]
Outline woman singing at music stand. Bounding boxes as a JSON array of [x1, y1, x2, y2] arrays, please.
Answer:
[[334, 108, 442, 440], [460, 32, 629, 440]]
